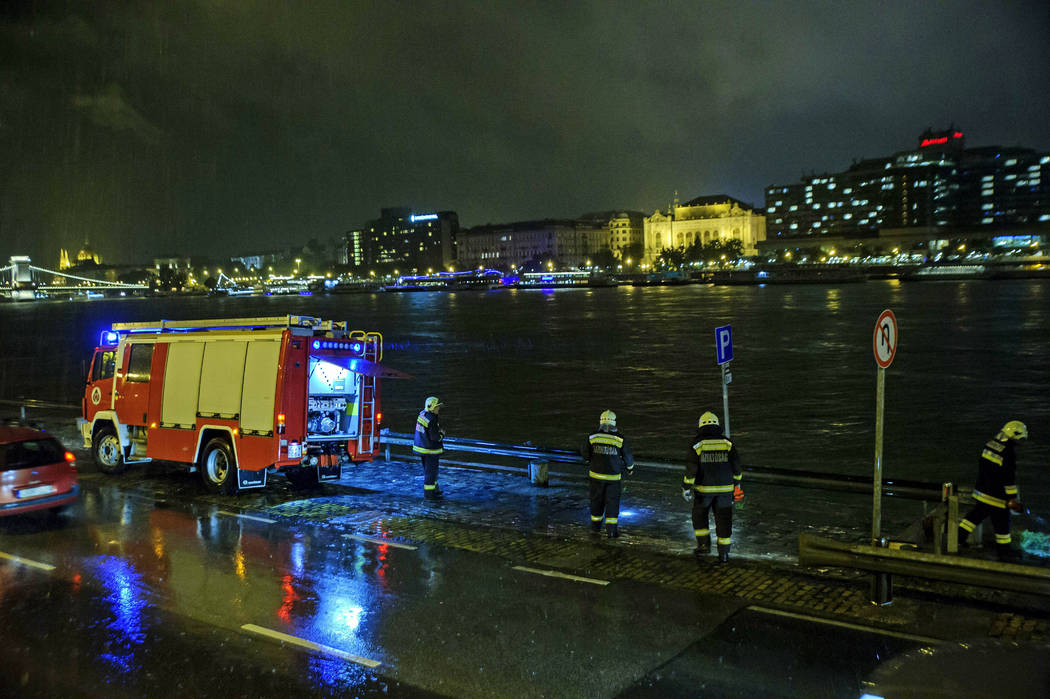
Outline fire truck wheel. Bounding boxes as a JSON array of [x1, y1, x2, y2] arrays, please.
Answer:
[[93, 426, 127, 475], [200, 437, 238, 495]]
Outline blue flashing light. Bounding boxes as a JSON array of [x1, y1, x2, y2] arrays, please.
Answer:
[[756, 271, 770, 279], [312, 340, 321, 350], [101, 331, 120, 345], [351, 343, 361, 353]]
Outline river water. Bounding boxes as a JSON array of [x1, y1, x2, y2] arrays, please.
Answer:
[[1, 280, 1047, 517]]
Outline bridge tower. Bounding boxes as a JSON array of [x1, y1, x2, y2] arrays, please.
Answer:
[[9, 256, 37, 299]]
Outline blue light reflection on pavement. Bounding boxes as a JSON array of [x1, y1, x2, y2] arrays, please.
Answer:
[[93, 555, 149, 674], [273, 537, 397, 689]]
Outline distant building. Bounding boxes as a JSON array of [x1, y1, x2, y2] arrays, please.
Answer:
[[345, 208, 458, 273], [642, 194, 766, 263], [763, 128, 1050, 253], [59, 236, 102, 269], [153, 256, 193, 273], [579, 210, 646, 261], [456, 218, 609, 270]]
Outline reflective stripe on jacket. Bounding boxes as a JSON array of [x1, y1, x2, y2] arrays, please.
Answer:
[[972, 433, 1018, 505], [413, 410, 443, 455], [583, 428, 633, 480], [683, 426, 741, 494]]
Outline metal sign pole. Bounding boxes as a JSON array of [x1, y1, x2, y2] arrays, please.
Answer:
[[872, 366, 885, 542], [721, 363, 730, 438]]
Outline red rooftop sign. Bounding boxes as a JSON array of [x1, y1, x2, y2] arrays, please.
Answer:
[[920, 131, 964, 148]]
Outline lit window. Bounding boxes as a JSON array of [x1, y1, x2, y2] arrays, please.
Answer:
[[789, 205, 798, 211], [1005, 159, 1017, 166]]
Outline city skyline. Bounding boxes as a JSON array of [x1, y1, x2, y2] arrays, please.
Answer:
[[2, 1, 1048, 264]]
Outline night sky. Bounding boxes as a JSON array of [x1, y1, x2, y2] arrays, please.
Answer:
[[2, 1, 1049, 265]]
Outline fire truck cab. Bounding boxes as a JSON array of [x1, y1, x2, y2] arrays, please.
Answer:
[[78, 315, 404, 493]]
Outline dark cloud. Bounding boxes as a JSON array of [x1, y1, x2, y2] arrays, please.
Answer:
[[1, 1, 1048, 264]]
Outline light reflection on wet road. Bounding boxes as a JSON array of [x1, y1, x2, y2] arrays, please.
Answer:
[[1, 468, 1048, 697]]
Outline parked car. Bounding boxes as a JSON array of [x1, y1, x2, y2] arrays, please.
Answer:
[[0, 424, 79, 516]]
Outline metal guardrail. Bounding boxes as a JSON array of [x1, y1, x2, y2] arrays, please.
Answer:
[[0, 398, 81, 411], [380, 430, 961, 501], [799, 534, 1050, 597]]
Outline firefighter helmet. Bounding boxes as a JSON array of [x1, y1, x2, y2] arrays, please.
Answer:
[[599, 410, 617, 426], [1001, 420, 1028, 441], [698, 411, 719, 428], [425, 396, 443, 411]]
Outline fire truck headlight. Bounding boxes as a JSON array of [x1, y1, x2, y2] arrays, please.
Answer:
[[308, 455, 319, 466]]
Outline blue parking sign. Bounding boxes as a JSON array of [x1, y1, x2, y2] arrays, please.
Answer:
[[715, 325, 733, 365]]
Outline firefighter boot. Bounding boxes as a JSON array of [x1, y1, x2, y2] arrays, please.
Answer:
[[694, 537, 711, 558], [591, 520, 602, 534], [717, 544, 730, 564], [607, 524, 619, 539]]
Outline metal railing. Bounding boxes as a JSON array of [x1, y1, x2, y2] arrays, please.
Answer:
[[799, 533, 1050, 596], [380, 430, 961, 501]]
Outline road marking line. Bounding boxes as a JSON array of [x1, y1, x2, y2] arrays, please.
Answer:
[[512, 565, 610, 586], [241, 624, 380, 668], [217, 510, 276, 524], [746, 605, 943, 644], [343, 534, 417, 551], [0, 551, 56, 572]]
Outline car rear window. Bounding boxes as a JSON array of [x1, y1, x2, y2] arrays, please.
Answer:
[[1, 438, 65, 471]]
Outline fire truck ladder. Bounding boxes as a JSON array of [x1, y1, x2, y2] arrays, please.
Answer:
[[351, 332, 383, 453], [110, 316, 331, 333]]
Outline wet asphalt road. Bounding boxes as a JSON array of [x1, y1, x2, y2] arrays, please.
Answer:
[[0, 474, 740, 697], [1, 429, 1049, 696]]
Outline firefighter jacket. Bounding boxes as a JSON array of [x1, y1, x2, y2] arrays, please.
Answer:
[[971, 432, 1019, 509], [413, 410, 443, 455], [583, 427, 634, 481], [683, 425, 742, 495]]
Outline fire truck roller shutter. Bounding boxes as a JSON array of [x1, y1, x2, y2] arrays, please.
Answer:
[[240, 340, 281, 435], [198, 340, 248, 419], [161, 342, 204, 427]]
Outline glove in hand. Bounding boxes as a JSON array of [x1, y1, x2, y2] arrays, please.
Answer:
[[682, 489, 693, 502], [733, 485, 745, 502], [1007, 499, 1024, 514]]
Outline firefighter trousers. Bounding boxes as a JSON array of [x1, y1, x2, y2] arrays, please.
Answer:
[[693, 494, 733, 548], [589, 478, 622, 526], [959, 502, 1011, 546], [420, 454, 440, 492]]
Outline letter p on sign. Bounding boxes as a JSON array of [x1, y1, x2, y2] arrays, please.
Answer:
[[715, 325, 733, 365]]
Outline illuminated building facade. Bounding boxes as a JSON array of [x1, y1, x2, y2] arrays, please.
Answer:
[[456, 219, 607, 270], [346, 208, 458, 272], [642, 195, 766, 263], [764, 128, 1050, 250]]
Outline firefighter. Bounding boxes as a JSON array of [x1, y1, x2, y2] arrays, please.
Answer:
[[583, 410, 634, 538], [682, 411, 743, 563], [413, 396, 445, 499], [958, 420, 1028, 562]]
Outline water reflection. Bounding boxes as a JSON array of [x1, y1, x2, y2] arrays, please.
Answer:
[[93, 555, 148, 673], [824, 288, 841, 312]]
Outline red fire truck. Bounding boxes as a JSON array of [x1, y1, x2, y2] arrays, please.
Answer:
[[78, 316, 406, 493]]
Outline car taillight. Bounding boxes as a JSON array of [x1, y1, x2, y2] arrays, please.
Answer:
[[65, 451, 77, 470], [376, 412, 382, 425]]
